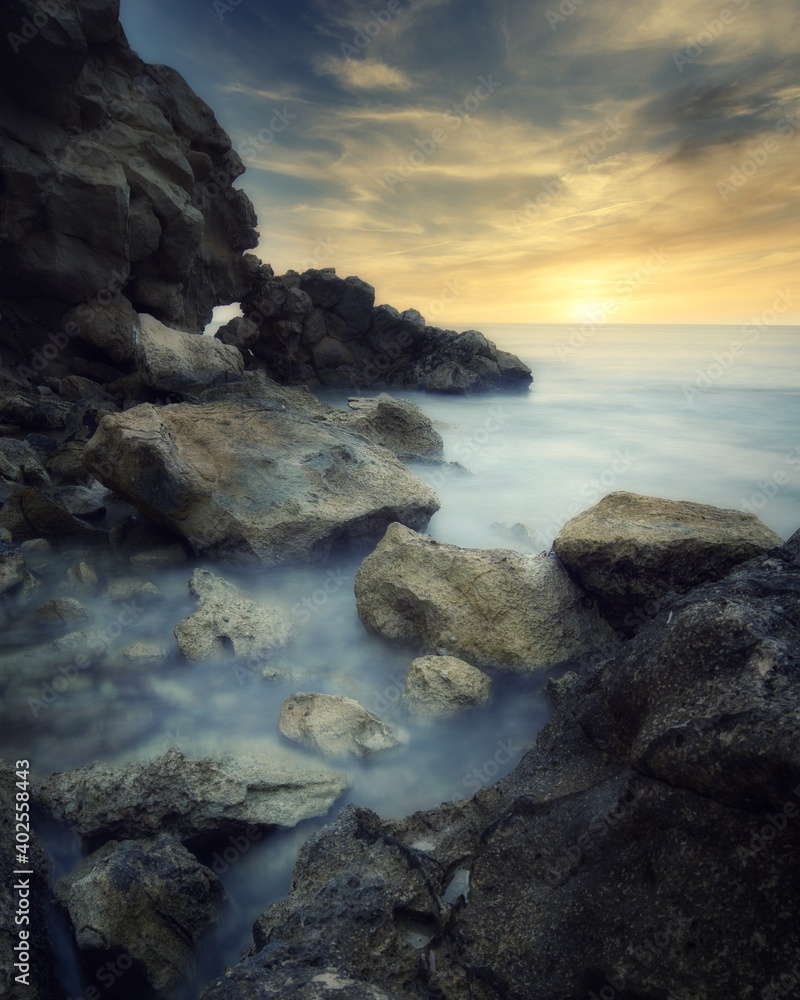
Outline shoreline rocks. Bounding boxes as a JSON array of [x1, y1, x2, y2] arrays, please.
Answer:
[[354, 523, 618, 672], [279, 693, 400, 759]]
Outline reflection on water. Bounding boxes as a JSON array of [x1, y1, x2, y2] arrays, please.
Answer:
[[2, 323, 798, 996]]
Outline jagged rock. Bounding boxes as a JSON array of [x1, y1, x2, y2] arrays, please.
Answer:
[[330, 395, 444, 463], [0, 0, 258, 368], [240, 267, 532, 393], [279, 693, 400, 759], [83, 401, 440, 567], [355, 523, 618, 672], [402, 655, 492, 718], [0, 544, 25, 595], [135, 313, 244, 395], [55, 834, 223, 995], [0, 392, 72, 431], [174, 568, 293, 663], [37, 748, 350, 843], [0, 439, 50, 487], [0, 765, 63, 1000], [0, 487, 103, 541], [553, 491, 784, 628], [215, 316, 261, 351], [199, 530, 800, 1000]]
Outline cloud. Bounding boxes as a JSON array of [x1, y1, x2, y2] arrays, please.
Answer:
[[314, 56, 413, 91]]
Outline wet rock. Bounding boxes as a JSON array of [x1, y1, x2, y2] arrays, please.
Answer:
[[135, 313, 244, 395], [355, 524, 618, 672], [331, 395, 444, 463], [34, 597, 92, 626], [0, 543, 25, 595], [83, 401, 440, 567], [55, 834, 223, 995], [0, 438, 51, 487], [0, 487, 103, 541], [174, 569, 293, 663], [62, 561, 100, 593], [553, 491, 783, 627], [37, 748, 350, 844], [279, 693, 400, 759], [210, 530, 800, 1000], [402, 655, 491, 719], [0, 765, 64, 1000]]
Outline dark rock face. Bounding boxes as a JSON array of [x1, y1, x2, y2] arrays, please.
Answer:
[[201, 532, 800, 1000], [236, 266, 532, 393], [0, 0, 258, 372]]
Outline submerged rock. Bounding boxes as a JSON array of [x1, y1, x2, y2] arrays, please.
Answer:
[[174, 568, 293, 663], [402, 655, 491, 719], [553, 491, 783, 628], [279, 693, 400, 759], [199, 529, 800, 1000], [37, 748, 349, 844], [55, 834, 223, 995], [355, 523, 618, 672], [83, 401, 440, 566]]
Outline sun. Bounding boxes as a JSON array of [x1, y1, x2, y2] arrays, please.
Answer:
[[571, 300, 611, 325]]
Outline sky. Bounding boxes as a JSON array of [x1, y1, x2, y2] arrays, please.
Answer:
[[119, 0, 800, 327]]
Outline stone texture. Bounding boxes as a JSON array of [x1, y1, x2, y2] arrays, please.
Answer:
[[331, 395, 444, 463], [279, 693, 400, 759], [37, 748, 350, 843], [135, 313, 244, 395], [553, 491, 784, 628], [82, 401, 440, 567], [198, 530, 800, 1000], [55, 834, 223, 995], [402, 655, 492, 718], [355, 523, 618, 672], [174, 569, 293, 663]]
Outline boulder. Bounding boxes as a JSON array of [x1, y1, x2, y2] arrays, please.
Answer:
[[174, 569, 293, 663], [82, 401, 440, 567], [63, 293, 138, 365], [331, 395, 444, 463], [198, 530, 800, 1000], [135, 313, 244, 394], [34, 597, 92, 626], [0, 487, 104, 541], [0, 765, 63, 1000], [279, 693, 400, 759], [37, 748, 350, 844], [402, 655, 491, 718], [55, 834, 223, 995], [0, 544, 25, 595], [553, 491, 784, 628], [354, 524, 618, 672], [0, 439, 50, 487]]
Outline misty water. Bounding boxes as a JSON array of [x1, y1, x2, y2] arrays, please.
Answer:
[[2, 323, 798, 998]]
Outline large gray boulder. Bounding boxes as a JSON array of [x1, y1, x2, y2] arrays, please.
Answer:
[[199, 529, 800, 1000], [37, 748, 349, 843], [354, 523, 618, 672], [82, 401, 440, 567], [330, 395, 444, 463], [553, 491, 783, 628], [135, 313, 244, 395], [55, 834, 223, 995], [279, 693, 400, 759]]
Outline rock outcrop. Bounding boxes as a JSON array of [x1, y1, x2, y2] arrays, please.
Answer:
[[200, 528, 800, 1000], [232, 265, 532, 393], [82, 400, 440, 566], [329, 395, 445, 463], [55, 834, 223, 995], [0, 0, 258, 372], [135, 313, 244, 394], [278, 693, 400, 759], [37, 748, 349, 844], [553, 491, 783, 630], [354, 523, 618, 672]]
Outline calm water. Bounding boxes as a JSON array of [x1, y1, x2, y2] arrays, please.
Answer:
[[3, 323, 798, 997]]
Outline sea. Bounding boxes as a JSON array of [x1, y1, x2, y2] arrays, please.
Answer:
[[3, 323, 798, 997]]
